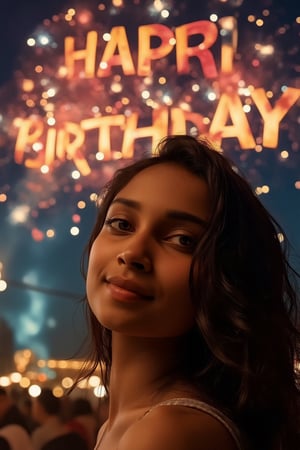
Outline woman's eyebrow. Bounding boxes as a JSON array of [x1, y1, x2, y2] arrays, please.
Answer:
[[166, 210, 208, 228], [111, 197, 140, 209], [112, 197, 208, 227]]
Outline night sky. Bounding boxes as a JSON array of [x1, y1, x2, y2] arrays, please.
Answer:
[[0, 0, 299, 362]]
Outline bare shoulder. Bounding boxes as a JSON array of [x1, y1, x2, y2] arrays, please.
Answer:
[[118, 404, 240, 450]]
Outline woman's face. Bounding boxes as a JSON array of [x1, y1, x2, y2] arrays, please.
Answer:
[[86, 163, 211, 338]]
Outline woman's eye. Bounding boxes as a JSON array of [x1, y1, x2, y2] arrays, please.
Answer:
[[167, 234, 197, 250], [105, 218, 132, 232]]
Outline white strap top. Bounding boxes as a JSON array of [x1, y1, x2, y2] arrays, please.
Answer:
[[145, 398, 243, 450], [94, 397, 243, 450]]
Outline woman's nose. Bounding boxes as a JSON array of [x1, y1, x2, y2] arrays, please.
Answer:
[[117, 250, 152, 273]]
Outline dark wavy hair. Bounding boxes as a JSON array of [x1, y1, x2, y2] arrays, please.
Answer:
[[78, 135, 300, 450]]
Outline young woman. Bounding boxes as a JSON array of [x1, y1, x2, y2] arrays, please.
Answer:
[[79, 135, 300, 450]]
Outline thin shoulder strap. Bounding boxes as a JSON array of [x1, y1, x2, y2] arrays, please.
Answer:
[[94, 398, 244, 450], [147, 398, 243, 450]]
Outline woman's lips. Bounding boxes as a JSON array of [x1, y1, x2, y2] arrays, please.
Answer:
[[105, 276, 153, 302]]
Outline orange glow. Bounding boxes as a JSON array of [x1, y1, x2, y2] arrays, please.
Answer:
[[13, 85, 300, 174], [64, 21, 219, 79], [175, 21, 218, 78], [97, 26, 135, 77], [251, 87, 300, 148], [209, 93, 256, 148], [31, 228, 44, 241], [9, 16, 300, 174]]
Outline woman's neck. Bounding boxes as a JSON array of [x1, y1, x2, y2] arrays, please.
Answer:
[[107, 332, 194, 418]]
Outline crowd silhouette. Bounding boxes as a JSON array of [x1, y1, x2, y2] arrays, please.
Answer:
[[0, 386, 107, 450]]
